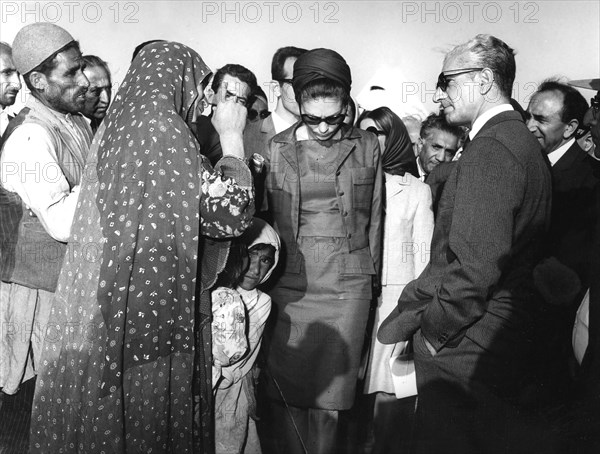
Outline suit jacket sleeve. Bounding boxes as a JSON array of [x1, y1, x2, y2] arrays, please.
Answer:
[[420, 138, 526, 351], [369, 140, 384, 276]]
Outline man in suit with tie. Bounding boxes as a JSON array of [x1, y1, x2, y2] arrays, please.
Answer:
[[243, 46, 307, 218], [378, 34, 553, 453], [525, 82, 599, 407], [243, 46, 307, 162], [0, 42, 22, 145], [527, 81, 598, 293]]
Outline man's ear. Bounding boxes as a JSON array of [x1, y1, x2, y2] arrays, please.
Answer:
[[479, 68, 494, 95], [563, 119, 579, 140], [415, 137, 424, 153], [580, 132, 594, 152], [205, 86, 215, 105], [28, 71, 47, 91], [271, 80, 281, 99]]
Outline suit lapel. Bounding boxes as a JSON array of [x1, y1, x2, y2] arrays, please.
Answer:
[[332, 139, 356, 171], [553, 142, 582, 173]]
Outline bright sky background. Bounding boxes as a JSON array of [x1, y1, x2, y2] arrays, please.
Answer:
[[1, 0, 599, 115]]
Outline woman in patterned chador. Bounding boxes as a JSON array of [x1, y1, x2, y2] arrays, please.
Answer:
[[30, 41, 254, 453]]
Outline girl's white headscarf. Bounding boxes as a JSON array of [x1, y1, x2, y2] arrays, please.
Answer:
[[240, 218, 280, 284]]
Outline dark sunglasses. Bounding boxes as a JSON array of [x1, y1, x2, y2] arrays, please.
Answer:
[[248, 109, 271, 121], [301, 112, 346, 126], [366, 126, 386, 136], [278, 79, 293, 86], [436, 68, 484, 92]]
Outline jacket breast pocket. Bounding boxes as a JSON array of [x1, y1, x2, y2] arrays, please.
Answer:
[[351, 167, 376, 209]]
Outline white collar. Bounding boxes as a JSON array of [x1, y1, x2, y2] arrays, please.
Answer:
[[548, 138, 575, 166], [469, 104, 513, 140], [416, 156, 426, 181], [271, 109, 296, 134]]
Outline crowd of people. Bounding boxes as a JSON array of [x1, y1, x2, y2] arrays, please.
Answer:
[[0, 21, 599, 454]]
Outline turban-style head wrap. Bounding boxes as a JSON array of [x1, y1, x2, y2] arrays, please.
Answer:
[[293, 48, 352, 102]]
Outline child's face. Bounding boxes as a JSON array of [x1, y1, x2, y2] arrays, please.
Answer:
[[239, 245, 275, 291]]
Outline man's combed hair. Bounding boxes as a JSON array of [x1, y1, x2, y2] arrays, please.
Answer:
[[446, 34, 516, 99], [211, 63, 258, 96], [23, 41, 81, 93], [420, 112, 464, 141], [271, 46, 308, 81], [537, 79, 589, 126], [297, 78, 350, 107], [83, 55, 111, 79]]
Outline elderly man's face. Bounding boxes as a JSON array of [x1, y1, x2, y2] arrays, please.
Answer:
[[526, 90, 569, 154], [82, 64, 111, 120], [584, 92, 600, 149], [0, 51, 21, 107], [39, 46, 89, 114], [433, 54, 483, 126], [417, 128, 459, 174]]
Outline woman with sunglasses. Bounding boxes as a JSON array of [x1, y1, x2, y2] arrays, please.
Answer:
[[263, 48, 383, 454], [359, 107, 432, 454], [247, 85, 271, 123]]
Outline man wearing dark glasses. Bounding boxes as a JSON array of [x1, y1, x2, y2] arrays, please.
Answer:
[[378, 34, 553, 454], [243, 46, 307, 219], [244, 46, 307, 162]]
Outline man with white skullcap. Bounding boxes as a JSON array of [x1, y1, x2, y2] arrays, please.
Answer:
[[0, 23, 92, 395]]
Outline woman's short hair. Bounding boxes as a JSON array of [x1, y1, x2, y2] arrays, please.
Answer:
[[296, 78, 350, 107]]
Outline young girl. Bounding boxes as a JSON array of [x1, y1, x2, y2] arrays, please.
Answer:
[[212, 218, 280, 454]]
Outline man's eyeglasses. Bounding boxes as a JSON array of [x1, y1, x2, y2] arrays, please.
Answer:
[[301, 112, 346, 126], [366, 126, 386, 136], [591, 96, 600, 119], [278, 79, 293, 86], [248, 109, 271, 121], [436, 68, 484, 92]]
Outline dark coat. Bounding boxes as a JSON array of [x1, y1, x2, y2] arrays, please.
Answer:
[[383, 110, 552, 388], [549, 141, 599, 292]]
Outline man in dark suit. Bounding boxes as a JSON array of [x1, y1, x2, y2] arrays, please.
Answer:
[[243, 46, 307, 162], [243, 46, 307, 218], [567, 77, 600, 451], [525, 82, 599, 406], [378, 34, 553, 453], [0, 42, 21, 146], [527, 80, 597, 293]]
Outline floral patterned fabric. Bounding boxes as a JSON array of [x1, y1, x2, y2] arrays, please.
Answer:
[[30, 41, 253, 453]]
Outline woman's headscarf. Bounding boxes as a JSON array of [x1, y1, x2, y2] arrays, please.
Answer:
[[240, 217, 280, 284], [293, 48, 352, 100], [365, 107, 419, 178], [95, 41, 211, 398]]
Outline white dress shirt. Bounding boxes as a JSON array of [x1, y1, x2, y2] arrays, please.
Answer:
[[547, 138, 575, 167], [271, 109, 296, 134], [468, 104, 514, 140]]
